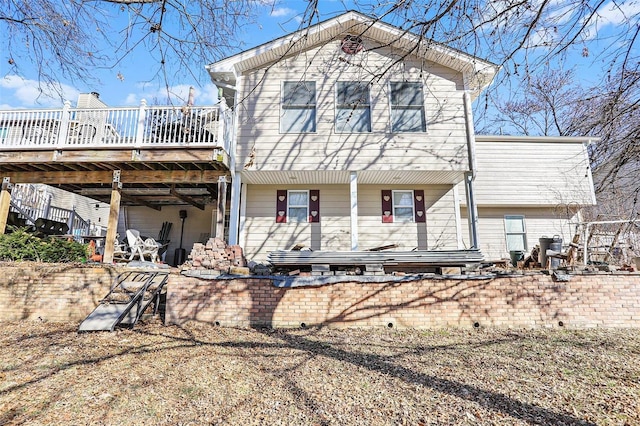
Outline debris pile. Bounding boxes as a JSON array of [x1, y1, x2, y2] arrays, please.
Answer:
[[187, 237, 247, 274]]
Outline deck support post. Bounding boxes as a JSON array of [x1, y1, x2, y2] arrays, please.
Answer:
[[0, 177, 12, 235], [103, 171, 122, 263]]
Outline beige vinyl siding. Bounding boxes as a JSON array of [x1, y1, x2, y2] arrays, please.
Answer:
[[460, 207, 577, 260], [467, 139, 594, 206], [236, 40, 468, 174], [243, 183, 460, 261], [357, 185, 459, 251], [242, 185, 352, 261]]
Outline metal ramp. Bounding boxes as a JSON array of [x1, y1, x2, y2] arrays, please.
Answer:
[[78, 271, 169, 332]]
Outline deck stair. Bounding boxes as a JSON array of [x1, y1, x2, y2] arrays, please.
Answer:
[[78, 271, 169, 332]]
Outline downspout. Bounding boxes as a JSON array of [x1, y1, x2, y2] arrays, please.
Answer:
[[227, 73, 241, 245], [463, 91, 479, 249]]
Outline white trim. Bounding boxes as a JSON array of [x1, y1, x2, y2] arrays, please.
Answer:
[[287, 189, 310, 223], [239, 181, 247, 248], [228, 174, 242, 244], [350, 171, 358, 251], [392, 189, 415, 223], [475, 135, 599, 144]]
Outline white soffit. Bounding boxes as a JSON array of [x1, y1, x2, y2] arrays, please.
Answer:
[[241, 170, 464, 185]]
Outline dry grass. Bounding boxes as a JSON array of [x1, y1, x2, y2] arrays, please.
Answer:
[[1, 321, 639, 425]]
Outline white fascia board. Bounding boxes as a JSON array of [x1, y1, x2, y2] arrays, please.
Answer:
[[475, 135, 600, 144]]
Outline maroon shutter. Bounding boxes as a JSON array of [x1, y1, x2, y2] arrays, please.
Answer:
[[381, 190, 393, 223], [414, 190, 426, 223], [276, 190, 287, 223], [309, 190, 320, 223]]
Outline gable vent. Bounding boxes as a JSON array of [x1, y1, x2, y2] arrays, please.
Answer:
[[341, 35, 364, 55]]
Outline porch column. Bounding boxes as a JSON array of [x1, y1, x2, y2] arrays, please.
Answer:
[[0, 177, 12, 235], [103, 171, 122, 263], [228, 174, 241, 245], [350, 171, 359, 251], [215, 176, 227, 240]]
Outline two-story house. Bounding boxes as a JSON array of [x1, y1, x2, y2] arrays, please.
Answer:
[[0, 11, 595, 266], [207, 11, 596, 264]]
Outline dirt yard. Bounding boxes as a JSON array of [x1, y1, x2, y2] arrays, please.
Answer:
[[1, 321, 639, 425]]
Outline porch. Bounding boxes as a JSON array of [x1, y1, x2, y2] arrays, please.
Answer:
[[0, 99, 234, 263]]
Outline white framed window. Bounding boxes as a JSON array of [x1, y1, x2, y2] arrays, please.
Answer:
[[393, 190, 415, 222], [390, 82, 426, 132], [504, 215, 527, 251], [288, 190, 309, 222], [281, 81, 316, 133], [336, 81, 371, 132]]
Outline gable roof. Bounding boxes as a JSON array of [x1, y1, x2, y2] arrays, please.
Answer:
[[206, 10, 498, 100]]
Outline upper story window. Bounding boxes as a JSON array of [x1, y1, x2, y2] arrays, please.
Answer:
[[504, 215, 527, 251], [336, 81, 371, 132], [281, 81, 316, 133], [390, 82, 426, 132]]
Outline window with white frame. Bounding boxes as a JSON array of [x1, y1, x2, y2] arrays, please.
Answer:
[[390, 82, 426, 132], [281, 81, 316, 133], [288, 190, 310, 222], [393, 190, 415, 222], [336, 81, 371, 132], [504, 215, 527, 251]]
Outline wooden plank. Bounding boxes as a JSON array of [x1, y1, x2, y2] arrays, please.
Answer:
[[0, 148, 226, 164], [0, 178, 11, 234], [103, 186, 121, 264], [170, 185, 205, 210], [2, 169, 227, 184]]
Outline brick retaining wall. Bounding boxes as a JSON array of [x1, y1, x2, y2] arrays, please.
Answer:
[[166, 273, 640, 328], [0, 263, 118, 322], [1, 264, 639, 328]]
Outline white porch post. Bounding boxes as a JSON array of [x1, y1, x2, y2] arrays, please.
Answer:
[[350, 171, 359, 251], [228, 173, 241, 245]]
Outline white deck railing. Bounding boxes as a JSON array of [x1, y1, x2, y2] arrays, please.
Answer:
[[0, 99, 232, 154]]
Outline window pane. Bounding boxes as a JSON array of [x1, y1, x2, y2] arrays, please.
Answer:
[[505, 217, 525, 233], [392, 108, 425, 132], [283, 82, 315, 105], [390, 82, 423, 106], [336, 108, 371, 132], [506, 234, 526, 251], [337, 82, 369, 105], [394, 207, 414, 221], [288, 191, 308, 206], [281, 108, 316, 132], [288, 207, 308, 222], [393, 191, 414, 207]]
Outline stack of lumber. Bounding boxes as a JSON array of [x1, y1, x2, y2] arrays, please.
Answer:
[[268, 249, 483, 268]]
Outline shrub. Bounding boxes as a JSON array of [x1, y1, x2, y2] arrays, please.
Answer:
[[0, 228, 87, 262]]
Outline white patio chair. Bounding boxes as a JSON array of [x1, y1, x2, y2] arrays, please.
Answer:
[[126, 229, 160, 263]]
